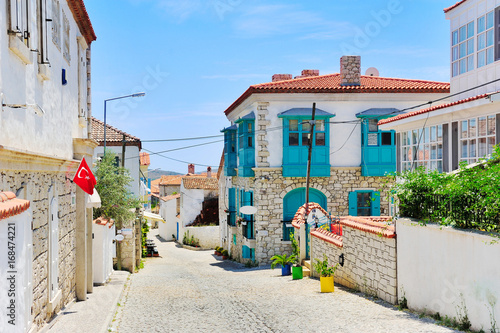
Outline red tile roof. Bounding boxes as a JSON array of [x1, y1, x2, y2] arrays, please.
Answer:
[[161, 194, 181, 202], [225, 74, 450, 116], [140, 152, 150, 166], [378, 93, 491, 125], [0, 192, 30, 220], [182, 177, 219, 190], [444, 0, 468, 13], [311, 228, 343, 248], [67, 0, 96, 45], [341, 217, 395, 238], [91, 117, 141, 149], [93, 216, 114, 228]]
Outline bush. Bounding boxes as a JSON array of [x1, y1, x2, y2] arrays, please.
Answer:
[[182, 231, 200, 247]]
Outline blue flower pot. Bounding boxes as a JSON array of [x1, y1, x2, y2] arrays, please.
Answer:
[[281, 264, 292, 276]]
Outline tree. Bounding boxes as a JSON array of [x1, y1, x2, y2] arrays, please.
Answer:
[[93, 152, 141, 226]]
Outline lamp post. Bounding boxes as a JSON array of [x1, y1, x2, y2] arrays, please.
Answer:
[[103, 92, 145, 154]]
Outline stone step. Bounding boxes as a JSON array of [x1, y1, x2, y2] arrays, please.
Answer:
[[302, 266, 311, 277], [302, 259, 311, 270]]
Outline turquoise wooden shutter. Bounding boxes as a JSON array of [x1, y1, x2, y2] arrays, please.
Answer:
[[371, 191, 381, 216], [348, 192, 357, 216]]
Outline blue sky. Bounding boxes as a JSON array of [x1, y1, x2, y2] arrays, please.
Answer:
[[85, 0, 454, 174]]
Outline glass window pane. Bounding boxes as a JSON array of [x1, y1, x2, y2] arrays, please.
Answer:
[[478, 16, 485, 33], [247, 122, 252, 132], [239, 136, 244, 148], [468, 21, 475, 38], [488, 137, 495, 155], [437, 125, 443, 141], [431, 145, 437, 159], [452, 47, 459, 61], [479, 138, 487, 157], [461, 120, 468, 139], [315, 119, 324, 131], [289, 133, 299, 146], [487, 29, 494, 47], [452, 62, 459, 76], [478, 33, 486, 50], [430, 161, 437, 171], [487, 115, 496, 135], [402, 147, 407, 161], [469, 139, 476, 157], [478, 116, 487, 136], [437, 161, 443, 173], [357, 192, 371, 208], [469, 118, 477, 137], [478, 50, 486, 68], [302, 133, 310, 146], [368, 119, 378, 132], [248, 136, 253, 148], [468, 56, 474, 71], [424, 144, 430, 161], [452, 30, 459, 45], [459, 42, 467, 58], [487, 47, 494, 64], [412, 146, 418, 160], [424, 127, 429, 143], [418, 145, 424, 161], [459, 26, 467, 42], [407, 147, 413, 162], [315, 132, 325, 146], [402, 132, 407, 146], [437, 144, 443, 159], [412, 130, 418, 144], [407, 131, 411, 145], [430, 126, 436, 142], [487, 11, 494, 29], [467, 40, 474, 55], [381, 132, 392, 146], [302, 120, 311, 132], [461, 140, 468, 158], [289, 119, 298, 131]]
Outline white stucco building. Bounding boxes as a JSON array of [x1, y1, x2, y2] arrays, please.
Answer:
[[0, 0, 96, 331], [219, 56, 450, 265], [380, 0, 500, 172]]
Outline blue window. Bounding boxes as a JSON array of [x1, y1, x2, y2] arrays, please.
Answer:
[[235, 113, 255, 177], [221, 125, 237, 176], [357, 109, 397, 176], [228, 188, 236, 227], [240, 190, 254, 239], [242, 245, 255, 260], [348, 190, 381, 216], [279, 108, 334, 177]]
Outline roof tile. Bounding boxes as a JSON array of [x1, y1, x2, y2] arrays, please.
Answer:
[[91, 117, 141, 149], [140, 152, 150, 166], [182, 177, 219, 190], [444, 0, 468, 13]]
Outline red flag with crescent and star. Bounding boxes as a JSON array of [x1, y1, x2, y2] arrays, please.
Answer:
[[73, 157, 96, 195]]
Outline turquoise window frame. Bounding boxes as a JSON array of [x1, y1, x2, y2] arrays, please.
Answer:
[[240, 190, 255, 240], [221, 126, 237, 176], [359, 116, 396, 177], [242, 246, 256, 260], [280, 115, 333, 177], [348, 190, 381, 216], [228, 188, 236, 227], [236, 114, 255, 177]]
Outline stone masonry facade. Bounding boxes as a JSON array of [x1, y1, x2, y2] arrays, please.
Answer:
[[340, 55, 361, 86], [0, 170, 77, 329], [219, 166, 393, 265], [311, 221, 397, 304]]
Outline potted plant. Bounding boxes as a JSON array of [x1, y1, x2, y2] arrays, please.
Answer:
[[214, 246, 220, 256], [221, 249, 229, 260], [290, 232, 303, 280], [270, 254, 296, 276], [313, 254, 339, 293]]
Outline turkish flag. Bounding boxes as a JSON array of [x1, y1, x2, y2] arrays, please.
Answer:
[[73, 157, 97, 195]]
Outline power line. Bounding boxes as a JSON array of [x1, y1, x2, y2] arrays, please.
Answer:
[[125, 139, 224, 160], [142, 148, 217, 167]]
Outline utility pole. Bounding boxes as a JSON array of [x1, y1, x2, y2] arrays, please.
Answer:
[[305, 103, 316, 205], [116, 134, 126, 271]]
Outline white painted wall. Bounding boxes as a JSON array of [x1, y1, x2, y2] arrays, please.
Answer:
[[0, 0, 90, 159], [92, 222, 115, 285], [159, 198, 178, 241], [94, 146, 141, 198], [227, 93, 448, 168], [183, 226, 219, 249], [397, 218, 500, 332], [0, 210, 33, 333], [180, 185, 205, 227]]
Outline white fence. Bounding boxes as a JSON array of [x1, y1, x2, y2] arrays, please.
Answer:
[[397, 218, 500, 332]]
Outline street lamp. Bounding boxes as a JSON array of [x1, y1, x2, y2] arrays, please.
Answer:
[[103, 92, 146, 154]]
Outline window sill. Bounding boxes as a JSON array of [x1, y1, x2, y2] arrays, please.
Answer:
[[8, 35, 32, 64], [47, 289, 62, 314], [281, 241, 292, 244], [38, 63, 50, 81]]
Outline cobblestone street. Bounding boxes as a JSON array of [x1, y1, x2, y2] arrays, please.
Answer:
[[112, 230, 459, 333]]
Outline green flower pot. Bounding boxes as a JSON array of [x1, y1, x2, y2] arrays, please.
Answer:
[[292, 265, 303, 280]]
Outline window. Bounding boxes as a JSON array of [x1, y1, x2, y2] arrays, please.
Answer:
[[240, 190, 254, 239], [348, 191, 381, 217], [242, 246, 255, 260], [38, 0, 50, 64], [62, 11, 70, 63], [8, 0, 31, 46], [360, 117, 396, 176], [477, 11, 495, 68], [401, 125, 443, 172], [52, 0, 61, 49], [460, 115, 496, 164], [452, 21, 474, 77], [227, 188, 236, 227], [222, 126, 237, 176], [236, 113, 255, 177]]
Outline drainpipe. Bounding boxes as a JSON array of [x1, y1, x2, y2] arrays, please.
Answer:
[[305, 103, 316, 205]]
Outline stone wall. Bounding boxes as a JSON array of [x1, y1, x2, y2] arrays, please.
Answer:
[[0, 170, 77, 328], [310, 217, 397, 304]]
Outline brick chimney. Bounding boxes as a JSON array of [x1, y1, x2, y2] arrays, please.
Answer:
[[188, 164, 195, 174], [272, 74, 293, 82], [295, 69, 320, 79], [207, 166, 212, 178], [340, 56, 361, 86]]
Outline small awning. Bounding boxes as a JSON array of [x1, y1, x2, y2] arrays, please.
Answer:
[[86, 190, 101, 208], [144, 211, 165, 223], [356, 108, 402, 119], [221, 124, 237, 132], [278, 108, 335, 118], [235, 111, 255, 123]]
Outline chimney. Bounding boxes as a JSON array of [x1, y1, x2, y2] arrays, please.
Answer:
[[272, 74, 293, 82], [340, 56, 361, 86], [295, 69, 320, 79], [188, 164, 195, 174], [207, 166, 212, 178]]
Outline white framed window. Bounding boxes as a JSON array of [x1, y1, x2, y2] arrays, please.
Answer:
[[460, 115, 496, 164], [52, 0, 61, 50], [38, 0, 50, 64], [477, 10, 495, 68], [452, 21, 474, 77], [401, 125, 443, 172], [62, 11, 70, 63], [8, 0, 31, 46]]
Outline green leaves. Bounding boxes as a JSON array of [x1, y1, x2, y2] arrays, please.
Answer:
[[270, 254, 296, 269]]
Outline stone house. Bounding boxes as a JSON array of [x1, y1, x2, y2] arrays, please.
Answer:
[[0, 0, 96, 331], [379, 0, 500, 170], [218, 56, 450, 265], [158, 164, 207, 197], [139, 152, 151, 210]]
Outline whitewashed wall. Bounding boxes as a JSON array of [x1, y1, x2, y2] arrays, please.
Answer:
[[397, 218, 500, 332], [180, 186, 204, 227], [159, 198, 178, 241], [92, 222, 115, 285], [184, 226, 219, 249]]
